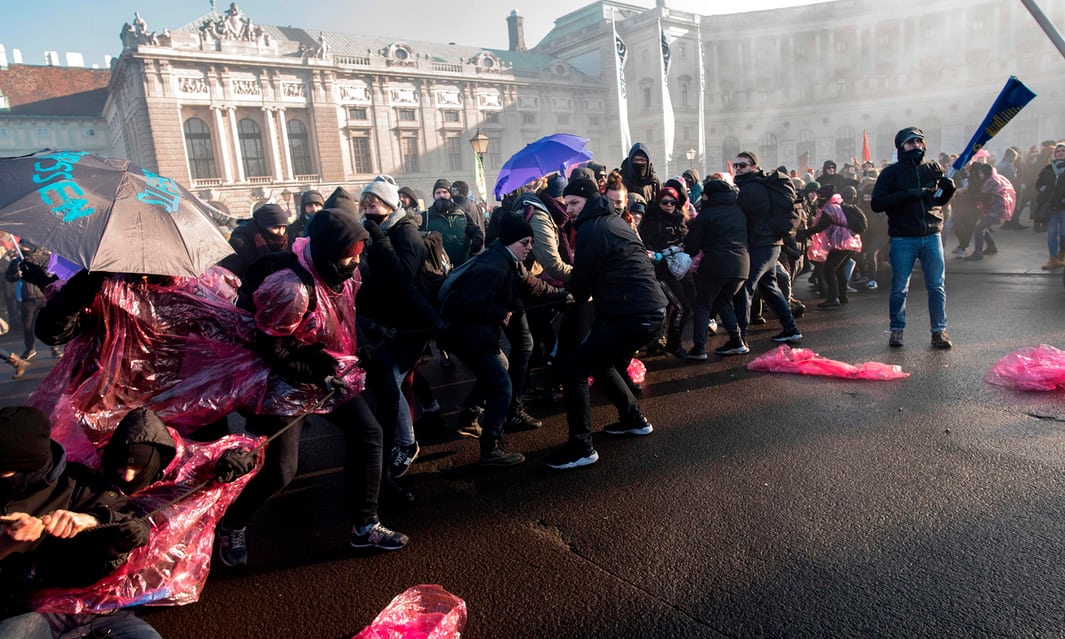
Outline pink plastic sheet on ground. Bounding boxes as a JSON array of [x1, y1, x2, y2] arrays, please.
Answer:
[[747, 344, 909, 380], [29, 262, 364, 466], [30, 430, 264, 613], [352, 585, 466, 639], [985, 344, 1065, 391]]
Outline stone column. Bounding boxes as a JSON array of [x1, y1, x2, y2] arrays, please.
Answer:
[[276, 107, 294, 179], [210, 105, 234, 183], [226, 106, 245, 182], [263, 106, 284, 179]]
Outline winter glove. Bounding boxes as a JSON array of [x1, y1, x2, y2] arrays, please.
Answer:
[[356, 342, 377, 365], [215, 448, 256, 483], [254, 333, 338, 387], [906, 187, 926, 200], [363, 218, 387, 245], [109, 519, 151, 553], [323, 375, 351, 393], [291, 341, 340, 384], [17, 260, 57, 289]]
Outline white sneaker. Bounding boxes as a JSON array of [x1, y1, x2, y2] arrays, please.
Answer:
[[866, 280, 878, 290], [952, 246, 966, 258]]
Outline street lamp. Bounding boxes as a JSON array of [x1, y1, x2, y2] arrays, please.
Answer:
[[469, 129, 490, 201], [685, 147, 696, 168]]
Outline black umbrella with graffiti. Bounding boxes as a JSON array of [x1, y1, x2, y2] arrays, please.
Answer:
[[0, 150, 234, 277]]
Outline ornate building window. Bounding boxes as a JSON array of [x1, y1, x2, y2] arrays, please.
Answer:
[[759, 133, 778, 170], [445, 136, 463, 172], [400, 136, 420, 173], [836, 126, 855, 161], [182, 117, 217, 180], [237, 118, 268, 177], [351, 136, 372, 174], [287, 119, 314, 176]]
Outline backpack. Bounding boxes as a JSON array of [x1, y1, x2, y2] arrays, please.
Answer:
[[418, 228, 453, 304], [436, 250, 483, 305], [759, 170, 803, 239], [236, 251, 317, 316], [840, 203, 868, 234]]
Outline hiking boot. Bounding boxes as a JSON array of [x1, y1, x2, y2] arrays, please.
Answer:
[[20, 349, 36, 361], [7, 354, 28, 379], [455, 409, 482, 438], [931, 331, 953, 350], [545, 441, 599, 470], [770, 327, 803, 343], [604, 412, 653, 436], [715, 338, 750, 356], [351, 518, 408, 551], [506, 407, 542, 431], [218, 524, 248, 567], [686, 348, 709, 361], [889, 330, 904, 348], [479, 440, 525, 467], [1041, 257, 1062, 270], [388, 443, 420, 478]]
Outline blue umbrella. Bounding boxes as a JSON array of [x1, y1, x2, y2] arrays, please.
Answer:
[[494, 133, 593, 199]]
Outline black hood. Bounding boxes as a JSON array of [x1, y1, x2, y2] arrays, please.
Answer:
[[102, 407, 177, 493], [621, 142, 657, 185]]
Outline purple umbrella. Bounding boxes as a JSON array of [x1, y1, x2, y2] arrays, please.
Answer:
[[0, 150, 233, 277], [494, 133, 593, 199]]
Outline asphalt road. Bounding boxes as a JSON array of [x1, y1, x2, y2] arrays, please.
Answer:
[[2, 226, 1063, 639]]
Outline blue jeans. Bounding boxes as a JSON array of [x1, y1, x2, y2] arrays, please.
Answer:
[[0, 611, 162, 639], [1047, 208, 1065, 257], [736, 245, 796, 336], [888, 234, 947, 333], [451, 340, 511, 447]]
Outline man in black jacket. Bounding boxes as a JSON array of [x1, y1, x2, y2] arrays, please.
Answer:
[[439, 215, 570, 466], [870, 127, 956, 349], [545, 178, 667, 470]]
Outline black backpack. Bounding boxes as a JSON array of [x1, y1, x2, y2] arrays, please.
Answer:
[[758, 170, 803, 239], [840, 203, 868, 234], [418, 223, 453, 304], [236, 251, 317, 316]]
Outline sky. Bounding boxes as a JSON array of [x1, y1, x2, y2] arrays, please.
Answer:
[[0, 0, 823, 68]]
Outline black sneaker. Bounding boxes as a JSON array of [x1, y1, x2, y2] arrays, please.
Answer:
[[455, 409, 482, 438], [479, 441, 525, 467], [388, 443, 420, 478], [351, 518, 409, 551], [889, 330, 904, 348], [931, 331, 953, 350], [714, 338, 750, 356], [668, 346, 689, 360], [545, 441, 599, 470], [686, 349, 708, 361], [218, 524, 248, 567], [506, 408, 542, 431], [604, 412, 653, 436], [770, 327, 803, 343]]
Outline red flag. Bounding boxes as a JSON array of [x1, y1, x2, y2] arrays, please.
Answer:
[[862, 130, 871, 163], [726, 160, 734, 177]]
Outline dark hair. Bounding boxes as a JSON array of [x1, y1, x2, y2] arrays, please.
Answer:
[[736, 151, 758, 166]]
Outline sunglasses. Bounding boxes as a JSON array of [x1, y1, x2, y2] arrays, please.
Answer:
[[659, 199, 677, 206], [519, 238, 534, 246], [733, 162, 750, 169]]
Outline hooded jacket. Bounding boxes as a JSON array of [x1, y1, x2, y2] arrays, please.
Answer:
[[684, 188, 749, 280], [219, 220, 291, 278], [423, 199, 484, 266], [101, 408, 178, 495], [569, 195, 667, 321], [620, 143, 661, 204], [733, 170, 781, 248], [357, 213, 437, 331], [870, 127, 955, 237]]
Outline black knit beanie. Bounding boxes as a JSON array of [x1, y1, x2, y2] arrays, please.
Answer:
[[0, 406, 52, 472], [498, 214, 535, 245], [252, 203, 290, 228], [563, 177, 599, 199], [433, 179, 452, 193], [323, 187, 359, 218]]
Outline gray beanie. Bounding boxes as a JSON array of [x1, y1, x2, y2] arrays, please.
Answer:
[[361, 175, 401, 211]]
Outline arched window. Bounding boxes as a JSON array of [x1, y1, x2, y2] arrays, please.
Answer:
[[237, 118, 268, 177], [182, 117, 217, 180], [836, 126, 855, 161], [287, 119, 313, 176]]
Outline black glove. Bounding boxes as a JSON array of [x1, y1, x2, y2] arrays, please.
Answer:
[[363, 219, 387, 244], [110, 519, 151, 553], [215, 448, 256, 483], [293, 342, 339, 382], [356, 342, 378, 365], [907, 187, 926, 200], [323, 375, 351, 393]]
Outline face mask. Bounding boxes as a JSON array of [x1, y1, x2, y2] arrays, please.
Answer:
[[900, 148, 925, 164], [364, 213, 387, 225], [1054, 159, 1065, 170]]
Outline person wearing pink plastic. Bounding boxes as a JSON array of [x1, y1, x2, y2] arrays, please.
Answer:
[[217, 208, 408, 568]]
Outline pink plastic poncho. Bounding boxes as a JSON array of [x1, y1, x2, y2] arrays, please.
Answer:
[[29, 241, 366, 464], [985, 344, 1065, 391], [31, 430, 263, 613], [748, 344, 909, 380], [352, 585, 467, 639], [980, 169, 1017, 222]]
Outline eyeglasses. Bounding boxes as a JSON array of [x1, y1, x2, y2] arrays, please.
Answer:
[[733, 162, 750, 169], [519, 238, 534, 246], [659, 199, 677, 206]]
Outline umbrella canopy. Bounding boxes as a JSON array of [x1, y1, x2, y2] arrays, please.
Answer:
[[0, 150, 234, 277], [494, 133, 593, 199]]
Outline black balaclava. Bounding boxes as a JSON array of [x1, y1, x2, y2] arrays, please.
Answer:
[[307, 208, 369, 291], [895, 127, 926, 165], [110, 444, 163, 494]]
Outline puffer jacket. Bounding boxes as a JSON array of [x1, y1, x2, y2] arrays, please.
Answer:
[[569, 195, 667, 320], [684, 189, 749, 280]]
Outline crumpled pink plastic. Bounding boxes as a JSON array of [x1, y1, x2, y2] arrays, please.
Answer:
[[29, 258, 365, 466], [627, 357, 646, 384], [747, 344, 909, 380], [352, 585, 467, 639], [985, 344, 1065, 391], [31, 430, 263, 613]]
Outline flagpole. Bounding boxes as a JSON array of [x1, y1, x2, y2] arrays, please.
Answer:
[[1020, 0, 1065, 62], [696, 24, 706, 175], [658, 18, 675, 178]]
